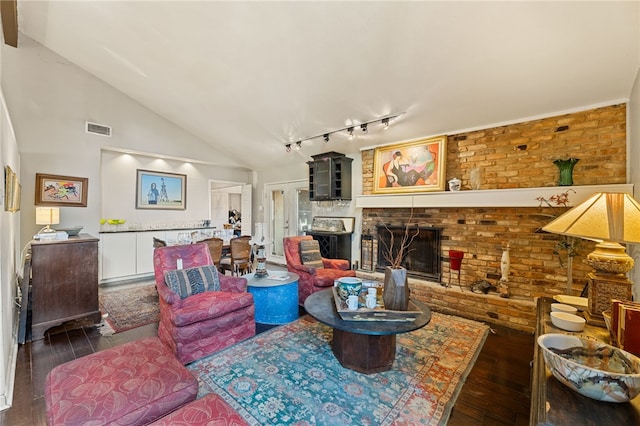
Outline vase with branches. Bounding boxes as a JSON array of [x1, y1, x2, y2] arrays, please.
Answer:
[[536, 190, 580, 295], [378, 210, 420, 310]]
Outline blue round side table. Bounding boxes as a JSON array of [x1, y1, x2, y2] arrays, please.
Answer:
[[245, 272, 299, 325]]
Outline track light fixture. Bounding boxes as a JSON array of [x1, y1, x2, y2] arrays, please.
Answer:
[[284, 112, 403, 151]]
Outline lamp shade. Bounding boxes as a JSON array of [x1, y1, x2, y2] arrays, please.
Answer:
[[542, 192, 640, 244], [36, 207, 60, 226]]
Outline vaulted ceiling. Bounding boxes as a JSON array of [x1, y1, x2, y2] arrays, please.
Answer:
[[12, 1, 640, 171]]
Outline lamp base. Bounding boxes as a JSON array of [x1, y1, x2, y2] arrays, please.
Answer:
[[586, 272, 633, 325], [586, 241, 634, 275]]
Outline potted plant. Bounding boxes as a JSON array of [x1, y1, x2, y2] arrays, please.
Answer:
[[378, 211, 420, 311]]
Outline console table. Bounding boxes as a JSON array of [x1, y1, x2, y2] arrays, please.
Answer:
[[30, 234, 101, 340], [531, 297, 640, 425]]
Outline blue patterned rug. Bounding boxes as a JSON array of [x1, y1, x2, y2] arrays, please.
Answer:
[[188, 312, 488, 425]]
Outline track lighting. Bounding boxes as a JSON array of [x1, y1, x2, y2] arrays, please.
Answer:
[[284, 112, 403, 152]]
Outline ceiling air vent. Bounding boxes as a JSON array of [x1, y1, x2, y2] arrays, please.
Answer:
[[85, 121, 112, 137]]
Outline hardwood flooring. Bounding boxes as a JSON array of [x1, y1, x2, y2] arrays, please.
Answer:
[[0, 314, 533, 426]]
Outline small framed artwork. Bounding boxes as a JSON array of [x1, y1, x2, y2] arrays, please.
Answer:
[[4, 166, 17, 212], [35, 173, 88, 207], [136, 169, 187, 210], [373, 136, 447, 194]]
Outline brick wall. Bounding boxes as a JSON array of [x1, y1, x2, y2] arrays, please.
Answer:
[[359, 104, 627, 332]]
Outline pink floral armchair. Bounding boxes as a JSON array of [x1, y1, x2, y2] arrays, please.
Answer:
[[153, 243, 255, 364], [283, 235, 356, 305]]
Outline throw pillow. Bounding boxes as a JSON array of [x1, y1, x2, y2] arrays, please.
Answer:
[[164, 265, 221, 299], [299, 239, 324, 269]]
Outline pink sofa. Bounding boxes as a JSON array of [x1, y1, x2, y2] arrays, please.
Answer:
[[283, 235, 356, 305], [45, 337, 198, 425], [153, 243, 255, 364], [149, 393, 248, 426]]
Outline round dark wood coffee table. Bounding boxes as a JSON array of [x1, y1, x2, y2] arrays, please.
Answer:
[[304, 288, 431, 374]]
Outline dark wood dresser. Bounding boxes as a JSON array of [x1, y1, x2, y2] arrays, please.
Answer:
[[30, 234, 101, 340], [531, 297, 640, 425]]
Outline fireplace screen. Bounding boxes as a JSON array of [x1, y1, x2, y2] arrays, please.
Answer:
[[376, 226, 442, 281]]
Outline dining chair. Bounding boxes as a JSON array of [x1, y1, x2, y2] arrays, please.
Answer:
[[153, 237, 167, 248], [220, 235, 252, 276], [201, 237, 224, 272]]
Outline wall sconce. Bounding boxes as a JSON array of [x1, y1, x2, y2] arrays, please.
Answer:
[[36, 207, 60, 234]]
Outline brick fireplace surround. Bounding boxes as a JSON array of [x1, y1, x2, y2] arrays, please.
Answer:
[[357, 104, 627, 332]]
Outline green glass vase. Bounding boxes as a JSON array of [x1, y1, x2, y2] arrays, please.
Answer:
[[553, 158, 579, 186]]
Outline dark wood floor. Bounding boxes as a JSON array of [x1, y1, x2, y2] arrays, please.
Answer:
[[0, 317, 533, 426]]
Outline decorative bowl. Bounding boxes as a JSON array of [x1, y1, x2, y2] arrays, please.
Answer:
[[551, 303, 578, 314], [56, 226, 83, 236], [336, 277, 363, 300], [550, 311, 586, 332], [537, 333, 640, 402], [107, 219, 126, 225]]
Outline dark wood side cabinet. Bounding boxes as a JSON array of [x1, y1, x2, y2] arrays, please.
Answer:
[[308, 152, 353, 201], [531, 297, 640, 425], [30, 234, 101, 340]]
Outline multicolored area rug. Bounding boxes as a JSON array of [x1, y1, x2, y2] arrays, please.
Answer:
[[99, 283, 160, 333], [188, 312, 489, 425]]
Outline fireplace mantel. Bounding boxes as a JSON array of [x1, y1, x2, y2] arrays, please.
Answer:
[[355, 184, 633, 209]]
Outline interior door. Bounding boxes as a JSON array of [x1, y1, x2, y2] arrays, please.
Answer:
[[265, 181, 309, 263]]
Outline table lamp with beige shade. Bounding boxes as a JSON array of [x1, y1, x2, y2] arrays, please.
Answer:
[[36, 207, 60, 235], [542, 192, 640, 325]]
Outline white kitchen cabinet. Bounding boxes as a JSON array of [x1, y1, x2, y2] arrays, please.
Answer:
[[100, 233, 137, 281], [136, 231, 166, 275]]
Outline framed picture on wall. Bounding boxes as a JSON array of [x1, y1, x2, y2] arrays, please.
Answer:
[[35, 173, 88, 207], [136, 169, 187, 210], [4, 165, 18, 212], [373, 136, 447, 194]]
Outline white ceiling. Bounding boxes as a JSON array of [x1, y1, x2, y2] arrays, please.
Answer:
[[16, 1, 640, 171]]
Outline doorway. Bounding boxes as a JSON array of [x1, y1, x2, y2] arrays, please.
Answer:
[[209, 182, 252, 236], [265, 180, 310, 264]]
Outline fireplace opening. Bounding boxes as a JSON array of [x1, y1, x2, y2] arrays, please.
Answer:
[[376, 225, 442, 282]]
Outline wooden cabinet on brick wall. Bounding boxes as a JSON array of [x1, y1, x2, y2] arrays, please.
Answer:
[[308, 152, 352, 201], [30, 234, 101, 340]]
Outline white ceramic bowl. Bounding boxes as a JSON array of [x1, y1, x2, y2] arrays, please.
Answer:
[[551, 303, 578, 314], [537, 333, 640, 402], [550, 311, 586, 332]]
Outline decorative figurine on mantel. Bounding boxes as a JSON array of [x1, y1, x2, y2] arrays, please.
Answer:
[[498, 243, 510, 298]]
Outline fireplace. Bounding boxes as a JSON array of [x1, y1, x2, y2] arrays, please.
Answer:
[[376, 225, 442, 281]]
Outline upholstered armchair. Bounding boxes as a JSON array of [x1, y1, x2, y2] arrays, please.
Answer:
[[153, 243, 255, 364], [283, 235, 356, 305]]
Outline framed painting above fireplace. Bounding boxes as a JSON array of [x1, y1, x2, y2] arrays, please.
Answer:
[[373, 136, 446, 194]]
